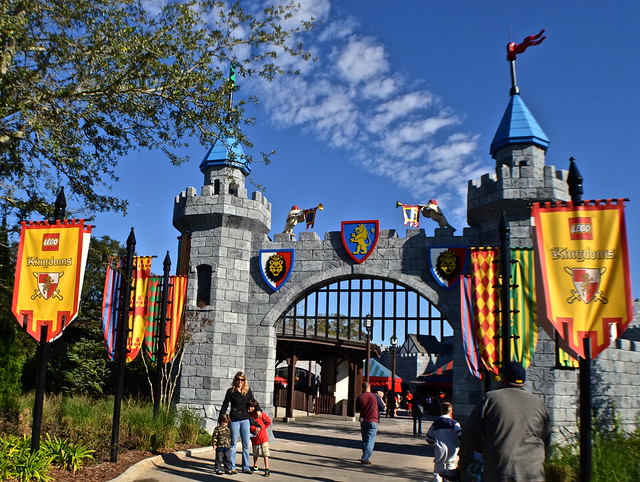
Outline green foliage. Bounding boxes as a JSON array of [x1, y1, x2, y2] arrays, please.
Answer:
[[45, 236, 124, 396], [0, 435, 54, 482], [545, 408, 640, 482], [0, 0, 315, 219], [0, 223, 33, 410], [41, 434, 95, 473], [177, 409, 204, 446], [2, 394, 210, 476]]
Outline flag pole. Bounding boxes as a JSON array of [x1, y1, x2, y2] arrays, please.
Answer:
[[30, 187, 66, 453], [568, 157, 591, 482], [154, 252, 171, 416], [498, 212, 512, 366], [110, 228, 136, 462]]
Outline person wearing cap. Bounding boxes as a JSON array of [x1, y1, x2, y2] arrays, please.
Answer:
[[457, 362, 551, 481]]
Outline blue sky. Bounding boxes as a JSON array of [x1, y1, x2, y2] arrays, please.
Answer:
[[94, 0, 640, 300]]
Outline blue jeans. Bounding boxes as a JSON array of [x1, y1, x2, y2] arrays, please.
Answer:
[[360, 421, 378, 462], [413, 415, 422, 435], [229, 419, 251, 471]]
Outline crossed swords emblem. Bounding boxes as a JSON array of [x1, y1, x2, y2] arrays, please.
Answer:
[[564, 267, 608, 304], [31, 272, 64, 300]]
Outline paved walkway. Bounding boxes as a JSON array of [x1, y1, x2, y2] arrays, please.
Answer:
[[111, 413, 437, 481]]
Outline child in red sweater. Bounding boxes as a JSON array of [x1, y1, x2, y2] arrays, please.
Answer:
[[247, 398, 272, 477]]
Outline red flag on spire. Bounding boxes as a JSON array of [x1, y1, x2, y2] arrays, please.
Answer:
[[507, 29, 546, 61]]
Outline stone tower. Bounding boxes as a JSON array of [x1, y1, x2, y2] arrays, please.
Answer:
[[172, 135, 272, 423], [466, 92, 570, 246]]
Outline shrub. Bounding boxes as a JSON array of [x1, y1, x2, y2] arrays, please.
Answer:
[[177, 409, 203, 445], [0, 435, 54, 482], [545, 410, 640, 482], [41, 434, 95, 473]]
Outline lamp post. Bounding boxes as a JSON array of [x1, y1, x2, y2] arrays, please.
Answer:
[[390, 335, 398, 417], [364, 315, 373, 384]]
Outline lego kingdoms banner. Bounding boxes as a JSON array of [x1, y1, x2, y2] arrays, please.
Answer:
[[531, 199, 632, 359], [12, 220, 92, 343]]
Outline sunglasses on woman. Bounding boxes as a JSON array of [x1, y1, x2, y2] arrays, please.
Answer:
[[235, 378, 245, 382]]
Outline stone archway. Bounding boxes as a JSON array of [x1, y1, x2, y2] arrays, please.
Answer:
[[270, 274, 452, 420]]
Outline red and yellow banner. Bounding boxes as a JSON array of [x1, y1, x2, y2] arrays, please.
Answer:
[[127, 256, 153, 362], [101, 256, 153, 362], [12, 220, 92, 342], [531, 199, 633, 359], [144, 275, 188, 363], [470, 248, 500, 376]]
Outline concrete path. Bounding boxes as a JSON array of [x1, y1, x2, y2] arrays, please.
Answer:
[[111, 413, 436, 481]]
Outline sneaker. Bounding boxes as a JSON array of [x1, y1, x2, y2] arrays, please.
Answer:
[[228, 469, 237, 474], [264, 469, 270, 477], [251, 466, 259, 472], [360, 460, 372, 465], [242, 469, 253, 474], [216, 470, 223, 475]]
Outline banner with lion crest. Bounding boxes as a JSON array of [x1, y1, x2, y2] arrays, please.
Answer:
[[428, 247, 468, 289], [259, 249, 295, 291]]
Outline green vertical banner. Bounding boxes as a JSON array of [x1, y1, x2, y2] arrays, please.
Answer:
[[143, 276, 162, 361], [510, 248, 538, 368]]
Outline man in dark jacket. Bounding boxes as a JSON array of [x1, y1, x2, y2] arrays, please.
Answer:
[[458, 362, 551, 481], [356, 382, 385, 464]]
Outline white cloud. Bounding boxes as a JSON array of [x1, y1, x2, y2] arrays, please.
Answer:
[[335, 38, 389, 85], [251, 1, 490, 227]]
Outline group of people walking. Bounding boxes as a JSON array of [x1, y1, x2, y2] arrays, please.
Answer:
[[213, 362, 550, 480], [357, 362, 551, 481]]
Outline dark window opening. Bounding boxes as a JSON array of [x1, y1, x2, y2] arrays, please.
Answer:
[[197, 264, 212, 307]]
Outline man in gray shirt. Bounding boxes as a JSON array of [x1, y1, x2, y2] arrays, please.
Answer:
[[458, 362, 551, 481]]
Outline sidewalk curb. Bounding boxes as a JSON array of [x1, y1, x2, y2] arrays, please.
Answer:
[[109, 446, 211, 481]]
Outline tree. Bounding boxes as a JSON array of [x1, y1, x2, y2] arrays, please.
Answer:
[[0, 0, 314, 219], [0, 220, 33, 410], [43, 235, 124, 395]]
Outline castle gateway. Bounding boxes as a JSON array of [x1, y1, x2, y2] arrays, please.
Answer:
[[172, 82, 640, 442]]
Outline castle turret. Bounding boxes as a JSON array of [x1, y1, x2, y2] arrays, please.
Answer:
[[173, 133, 271, 426], [466, 90, 569, 245]]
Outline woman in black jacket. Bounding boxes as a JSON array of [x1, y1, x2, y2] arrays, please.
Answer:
[[221, 371, 254, 473]]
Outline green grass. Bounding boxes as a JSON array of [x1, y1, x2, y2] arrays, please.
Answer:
[[545, 419, 640, 482], [0, 393, 209, 479]]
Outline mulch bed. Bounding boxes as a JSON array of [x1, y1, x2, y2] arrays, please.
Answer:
[[47, 450, 153, 482]]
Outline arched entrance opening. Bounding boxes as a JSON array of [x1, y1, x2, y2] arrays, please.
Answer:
[[274, 276, 452, 419]]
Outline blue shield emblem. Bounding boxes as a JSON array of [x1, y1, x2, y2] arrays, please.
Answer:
[[428, 246, 468, 289], [341, 220, 379, 263], [259, 249, 295, 291]]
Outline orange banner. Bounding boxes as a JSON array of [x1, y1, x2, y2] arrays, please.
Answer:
[[12, 220, 92, 342], [531, 199, 633, 359], [126, 256, 153, 362]]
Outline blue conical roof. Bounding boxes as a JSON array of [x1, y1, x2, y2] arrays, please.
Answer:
[[490, 94, 549, 158], [199, 134, 251, 175]]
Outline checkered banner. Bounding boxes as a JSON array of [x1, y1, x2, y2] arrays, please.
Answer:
[[144, 275, 188, 362], [461, 247, 540, 377], [470, 248, 500, 376], [531, 199, 633, 359]]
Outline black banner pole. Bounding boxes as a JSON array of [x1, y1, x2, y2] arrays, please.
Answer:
[[154, 252, 171, 416], [499, 212, 512, 366], [568, 157, 591, 482], [31, 187, 66, 453], [110, 228, 136, 462], [30, 324, 50, 453]]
